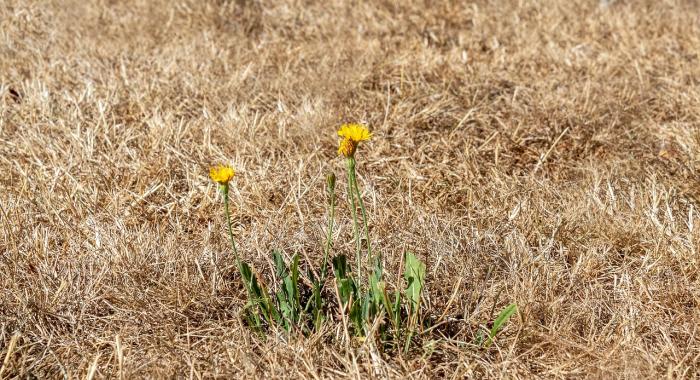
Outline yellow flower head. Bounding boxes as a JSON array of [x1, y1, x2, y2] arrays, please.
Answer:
[[337, 123, 372, 157], [209, 165, 235, 185]]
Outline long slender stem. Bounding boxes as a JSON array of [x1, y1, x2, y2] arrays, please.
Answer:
[[223, 186, 240, 266], [346, 158, 362, 291], [351, 163, 373, 265]]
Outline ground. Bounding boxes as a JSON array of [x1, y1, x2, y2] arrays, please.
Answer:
[[1, 0, 700, 378]]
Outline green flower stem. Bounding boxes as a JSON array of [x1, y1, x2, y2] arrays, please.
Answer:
[[221, 183, 271, 329], [351, 162, 373, 265], [346, 157, 363, 291], [222, 185, 240, 266]]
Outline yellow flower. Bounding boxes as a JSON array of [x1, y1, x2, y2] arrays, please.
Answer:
[[209, 165, 235, 185], [337, 123, 372, 157], [338, 123, 372, 143]]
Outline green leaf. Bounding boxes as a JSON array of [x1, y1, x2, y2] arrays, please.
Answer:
[[238, 261, 279, 326], [375, 281, 395, 326], [404, 252, 426, 314], [332, 255, 349, 280], [365, 257, 388, 326], [288, 254, 300, 321], [272, 250, 288, 278], [332, 254, 366, 334], [304, 266, 325, 331], [238, 262, 262, 300], [353, 296, 366, 333], [271, 252, 301, 330], [337, 278, 354, 306], [485, 303, 517, 347]]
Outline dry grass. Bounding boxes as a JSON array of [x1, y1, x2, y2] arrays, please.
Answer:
[[1, 0, 700, 378]]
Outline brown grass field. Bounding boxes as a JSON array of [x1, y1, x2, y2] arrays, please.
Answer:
[[2, 0, 700, 378]]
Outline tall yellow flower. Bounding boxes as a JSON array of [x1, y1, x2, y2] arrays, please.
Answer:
[[337, 123, 372, 157], [209, 165, 235, 186]]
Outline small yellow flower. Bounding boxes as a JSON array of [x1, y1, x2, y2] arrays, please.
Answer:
[[337, 123, 372, 157], [209, 165, 235, 185]]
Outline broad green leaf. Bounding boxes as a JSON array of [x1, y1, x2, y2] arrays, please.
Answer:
[[403, 252, 426, 313]]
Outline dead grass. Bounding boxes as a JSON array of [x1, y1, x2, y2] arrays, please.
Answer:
[[1, 0, 700, 378]]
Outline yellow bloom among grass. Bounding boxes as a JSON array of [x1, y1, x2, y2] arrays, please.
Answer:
[[209, 165, 235, 185], [337, 123, 372, 157]]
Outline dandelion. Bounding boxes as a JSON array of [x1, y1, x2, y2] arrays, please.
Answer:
[[209, 164, 239, 261], [209, 165, 235, 187], [336, 124, 375, 307], [337, 123, 372, 157]]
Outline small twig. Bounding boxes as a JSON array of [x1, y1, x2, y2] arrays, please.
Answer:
[[420, 277, 462, 336], [477, 131, 499, 151], [0, 332, 20, 378]]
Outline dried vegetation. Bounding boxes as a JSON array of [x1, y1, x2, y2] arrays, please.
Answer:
[[1, 0, 700, 378]]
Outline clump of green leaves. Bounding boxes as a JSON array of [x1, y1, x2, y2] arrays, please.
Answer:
[[224, 167, 429, 349], [332, 251, 427, 351]]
